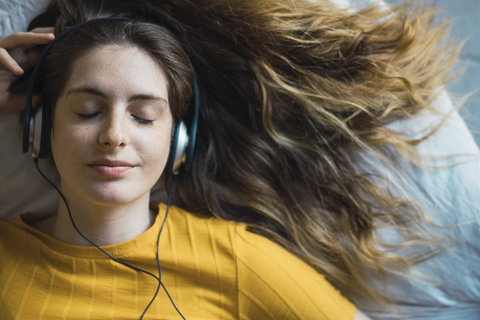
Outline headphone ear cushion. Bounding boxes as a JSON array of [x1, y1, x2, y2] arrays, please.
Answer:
[[165, 121, 181, 175], [38, 103, 52, 159], [31, 102, 52, 159], [166, 121, 189, 175]]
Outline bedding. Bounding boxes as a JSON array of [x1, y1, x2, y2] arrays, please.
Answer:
[[1, 1, 480, 318], [0, 0, 384, 219], [1, 0, 478, 221]]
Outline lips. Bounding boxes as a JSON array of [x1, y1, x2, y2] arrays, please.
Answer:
[[88, 159, 135, 177]]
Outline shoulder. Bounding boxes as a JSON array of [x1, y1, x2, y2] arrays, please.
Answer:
[[0, 216, 27, 249], [164, 205, 238, 248], [0, 215, 45, 255], [163, 205, 355, 320], [234, 225, 356, 320], [0, 215, 46, 289], [161, 205, 239, 269]]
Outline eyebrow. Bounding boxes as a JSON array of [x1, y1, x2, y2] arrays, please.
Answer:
[[66, 86, 168, 104]]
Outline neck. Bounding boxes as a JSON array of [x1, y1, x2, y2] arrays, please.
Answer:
[[51, 190, 155, 247]]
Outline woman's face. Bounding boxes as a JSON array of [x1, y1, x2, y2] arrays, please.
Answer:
[[51, 44, 172, 206]]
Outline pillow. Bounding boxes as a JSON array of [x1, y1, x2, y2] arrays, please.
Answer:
[[0, 0, 478, 221], [0, 0, 58, 220]]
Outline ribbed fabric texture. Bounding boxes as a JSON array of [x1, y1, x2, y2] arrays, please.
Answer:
[[0, 203, 355, 320]]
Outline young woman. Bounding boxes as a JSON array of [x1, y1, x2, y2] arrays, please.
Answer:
[[1, 0, 478, 319], [0, 12, 370, 320]]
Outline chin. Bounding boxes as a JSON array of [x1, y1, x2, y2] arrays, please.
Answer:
[[78, 181, 152, 206], [88, 193, 149, 207]]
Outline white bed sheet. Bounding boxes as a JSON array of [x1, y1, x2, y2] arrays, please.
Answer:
[[1, 1, 480, 318], [0, 0, 389, 220]]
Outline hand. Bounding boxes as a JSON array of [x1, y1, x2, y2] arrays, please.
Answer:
[[0, 27, 55, 113]]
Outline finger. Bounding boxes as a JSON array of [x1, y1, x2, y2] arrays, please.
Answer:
[[20, 28, 56, 51], [30, 27, 55, 34], [6, 47, 41, 73], [0, 48, 23, 75], [18, 48, 42, 72], [0, 32, 55, 50]]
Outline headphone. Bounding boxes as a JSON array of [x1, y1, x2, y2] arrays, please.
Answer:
[[23, 18, 199, 175]]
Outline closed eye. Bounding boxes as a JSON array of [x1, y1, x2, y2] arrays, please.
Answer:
[[77, 112, 100, 120], [76, 112, 154, 126], [132, 115, 154, 126]]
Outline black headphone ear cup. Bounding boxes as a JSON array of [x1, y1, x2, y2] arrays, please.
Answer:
[[185, 80, 199, 171], [165, 123, 177, 174], [166, 121, 189, 175], [39, 103, 52, 158], [31, 102, 52, 159]]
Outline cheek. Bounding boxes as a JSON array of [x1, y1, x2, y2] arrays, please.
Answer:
[[50, 122, 96, 163], [138, 129, 172, 170]]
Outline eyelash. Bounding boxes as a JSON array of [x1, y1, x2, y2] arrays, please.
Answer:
[[77, 113, 100, 120], [132, 116, 154, 126], [77, 113, 154, 126]]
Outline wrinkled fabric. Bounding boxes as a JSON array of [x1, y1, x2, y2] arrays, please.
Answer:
[[1, 1, 480, 319], [353, 91, 480, 319]]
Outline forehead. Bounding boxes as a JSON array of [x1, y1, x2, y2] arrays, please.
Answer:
[[62, 44, 168, 101]]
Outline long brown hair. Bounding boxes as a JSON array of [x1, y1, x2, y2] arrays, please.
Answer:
[[29, 0, 459, 307]]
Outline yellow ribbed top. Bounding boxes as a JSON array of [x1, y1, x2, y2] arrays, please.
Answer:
[[0, 203, 355, 320]]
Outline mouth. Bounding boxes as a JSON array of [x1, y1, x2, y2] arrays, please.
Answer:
[[88, 159, 135, 177]]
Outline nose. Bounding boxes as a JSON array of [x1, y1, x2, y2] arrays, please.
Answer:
[[98, 112, 129, 149]]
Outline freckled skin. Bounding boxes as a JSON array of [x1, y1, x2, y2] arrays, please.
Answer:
[[42, 44, 173, 246], [51, 45, 172, 205]]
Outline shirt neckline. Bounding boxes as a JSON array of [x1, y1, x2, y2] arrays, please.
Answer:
[[10, 203, 166, 259]]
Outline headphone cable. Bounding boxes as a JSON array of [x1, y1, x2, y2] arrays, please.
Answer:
[[34, 158, 186, 319]]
